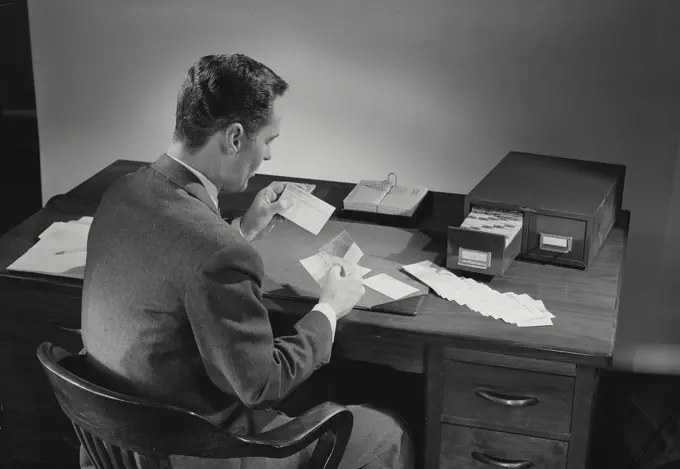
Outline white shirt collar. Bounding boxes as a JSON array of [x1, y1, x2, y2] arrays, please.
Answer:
[[166, 153, 219, 211]]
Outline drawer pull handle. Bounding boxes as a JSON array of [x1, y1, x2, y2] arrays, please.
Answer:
[[49, 320, 82, 336], [474, 388, 539, 407], [458, 247, 491, 269], [472, 451, 533, 468], [539, 232, 572, 253]]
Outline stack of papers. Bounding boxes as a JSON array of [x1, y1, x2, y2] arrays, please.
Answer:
[[343, 180, 390, 212], [279, 183, 335, 235], [343, 180, 428, 217], [460, 206, 523, 247], [403, 260, 554, 327], [7, 217, 93, 279], [376, 185, 428, 216], [300, 231, 371, 284]]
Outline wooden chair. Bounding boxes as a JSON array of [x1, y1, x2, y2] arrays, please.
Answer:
[[37, 342, 353, 469]]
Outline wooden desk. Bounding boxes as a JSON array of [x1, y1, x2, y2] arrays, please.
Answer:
[[0, 160, 628, 469]]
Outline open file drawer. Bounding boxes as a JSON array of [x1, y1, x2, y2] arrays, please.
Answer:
[[447, 211, 524, 277], [447, 151, 625, 276]]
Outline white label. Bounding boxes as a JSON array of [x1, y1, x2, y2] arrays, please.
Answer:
[[541, 234, 568, 248], [461, 249, 489, 262], [458, 248, 491, 269]]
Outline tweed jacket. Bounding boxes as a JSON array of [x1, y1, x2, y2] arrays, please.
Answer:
[[80, 153, 333, 434]]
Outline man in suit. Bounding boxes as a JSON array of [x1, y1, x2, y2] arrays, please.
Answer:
[[80, 53, 414, 469]]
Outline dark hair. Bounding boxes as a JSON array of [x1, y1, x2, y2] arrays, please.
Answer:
[[173, 53, 288, 152]]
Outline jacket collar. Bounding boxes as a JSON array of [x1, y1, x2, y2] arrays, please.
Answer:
[[150, 153, 220, 216]]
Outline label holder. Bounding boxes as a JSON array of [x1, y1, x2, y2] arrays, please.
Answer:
[[539, 232, 572, 253]]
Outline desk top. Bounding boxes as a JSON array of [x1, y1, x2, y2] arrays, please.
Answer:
[[0, 159, 629, 367]]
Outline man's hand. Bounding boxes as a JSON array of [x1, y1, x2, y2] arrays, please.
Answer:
[[239, 182, 294, 242], [319, 263, 365, 320]]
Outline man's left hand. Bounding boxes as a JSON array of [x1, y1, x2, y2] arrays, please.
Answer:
[[239, 182, 294, 242]]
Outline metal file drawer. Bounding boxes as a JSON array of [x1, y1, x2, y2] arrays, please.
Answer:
[[441, 360, 574, 436], [525, 213, 587, 265], [446, 217, 524, 277]]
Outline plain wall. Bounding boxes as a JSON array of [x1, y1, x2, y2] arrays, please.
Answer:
[[27, 0, 680, 368]]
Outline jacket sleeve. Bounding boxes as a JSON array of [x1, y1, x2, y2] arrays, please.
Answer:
[[184, 242, 333, 409]]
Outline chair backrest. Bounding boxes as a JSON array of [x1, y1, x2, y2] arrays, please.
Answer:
[[37, 342, 283, 468], [37, 342, 352, 469]]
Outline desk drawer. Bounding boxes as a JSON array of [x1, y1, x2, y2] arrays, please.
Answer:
[[333, 330, 424, 374], [439, 424, 567, 469], [0, 287, 82, 349], [442, 360, 574, 436], [0, 343, 64, 415]]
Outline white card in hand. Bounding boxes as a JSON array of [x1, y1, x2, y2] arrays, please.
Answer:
[[278, 184, 335, 235], [320, 230, 363, 264], [276, 182, 315, 194], [300, 253, 371, 285], [363, 273, 418, 300]]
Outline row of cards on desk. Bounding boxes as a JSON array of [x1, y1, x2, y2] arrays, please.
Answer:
[[277, 184, 553, 327], [297, 229, 553, 327]]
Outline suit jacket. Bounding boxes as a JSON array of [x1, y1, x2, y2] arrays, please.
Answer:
[[80, 153, 333, 466]]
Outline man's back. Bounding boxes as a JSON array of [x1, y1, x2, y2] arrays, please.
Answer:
[[82, 153, 335, 423], [82, 155, 255, 421]]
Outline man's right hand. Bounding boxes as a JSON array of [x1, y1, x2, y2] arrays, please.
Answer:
[[320, 263, 365, 319]]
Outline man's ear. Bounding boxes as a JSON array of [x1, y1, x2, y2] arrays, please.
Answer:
[[224, 123, 246, 155]]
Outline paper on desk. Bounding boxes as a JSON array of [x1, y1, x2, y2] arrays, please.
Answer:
[[402, 260, 465, 303], [278, 183, 335, 235], [38, 220, 90, 242], [8, 219, 90, 279], [509, 294, 554, 327], [401, 260, 554, 327], [363, 273, 418, 300]]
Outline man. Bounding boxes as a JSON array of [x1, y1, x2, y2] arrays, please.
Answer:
[[80, 53, 414, 469]]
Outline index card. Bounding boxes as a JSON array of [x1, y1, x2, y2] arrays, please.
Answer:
[[300, 252, 371, 285], [403, 260, 459, 302], [363, 273, 418, 300], [400, 261, 555, 326], [278, 183, 335, 235], [275, 182, 316, 194], [319, 230, 364, 265]]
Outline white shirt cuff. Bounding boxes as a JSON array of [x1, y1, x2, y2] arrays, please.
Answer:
[[312, 302, 337, 341], [231, 217, 246, 240]]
